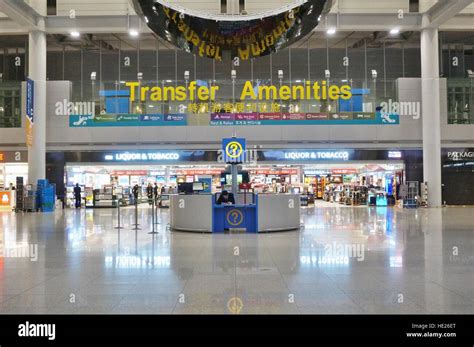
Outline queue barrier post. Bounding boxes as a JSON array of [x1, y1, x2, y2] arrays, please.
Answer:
[[114, 198, 124, 230], [132, 199, 141, 231]]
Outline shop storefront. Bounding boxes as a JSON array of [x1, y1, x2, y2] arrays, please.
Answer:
[[46, 148, 424, 208], [0, 151, 27, 211], [442, 148, 474, 205], [0, 151, 28, 190]]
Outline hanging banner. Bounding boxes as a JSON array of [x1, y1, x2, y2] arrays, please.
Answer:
[[25, 78, 35, 147], [131, 0, 332, 61]]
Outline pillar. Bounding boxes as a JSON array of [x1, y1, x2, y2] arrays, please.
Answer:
[[27, 10, 47, 185], [420, 21, 442, 207]]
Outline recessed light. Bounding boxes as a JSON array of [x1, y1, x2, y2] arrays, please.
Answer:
[[129, 30, 139, 37], [70, 31, 80, 38], [390, 28, 400, 35], [327, 28, 336, 35]]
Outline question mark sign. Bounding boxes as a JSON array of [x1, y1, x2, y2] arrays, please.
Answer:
[[231, 211, 239, 224], [230, 143, 239, 155]]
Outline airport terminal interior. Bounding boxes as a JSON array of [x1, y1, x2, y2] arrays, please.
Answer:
[[0, 0, 473, 315]]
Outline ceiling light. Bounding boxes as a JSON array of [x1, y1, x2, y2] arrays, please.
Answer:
[[327, 28, 336, 35], [390, 28, 400, 35], [129, 30, 139, 37], [70, 31, 80, 38]]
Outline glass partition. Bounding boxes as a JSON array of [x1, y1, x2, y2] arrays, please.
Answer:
[[0, 82, 22, 128], [447, 79, 474, 124]]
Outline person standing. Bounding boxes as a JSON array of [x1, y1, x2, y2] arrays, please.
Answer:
[[73, 184, 82, 208], [132, 184, 140, 205], [146, 183, 153, 205], [153, 183, 159, 202]]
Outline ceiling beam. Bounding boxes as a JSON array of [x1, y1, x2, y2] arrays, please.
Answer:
[[317, 13, 422, 32], [45, 15, 149, 35], [0, 11, 471, 36], [0, 0, 42, 30], [424, 0, 474, 29]]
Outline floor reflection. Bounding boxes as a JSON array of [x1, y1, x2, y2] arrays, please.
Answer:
[[0, 204, 472, 314]]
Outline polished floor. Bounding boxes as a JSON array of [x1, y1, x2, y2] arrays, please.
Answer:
[[0, 202, 473, 314]]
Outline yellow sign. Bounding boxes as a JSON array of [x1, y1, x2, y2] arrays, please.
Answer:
[[26, 118, 33, 147], [126, 80, 352, 103], [226, 209, 244, 226], [227, 297, 243, 314], [225, 141, 244, 159]]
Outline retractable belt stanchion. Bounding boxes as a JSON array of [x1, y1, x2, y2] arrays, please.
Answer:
[[154, 196, 160, 225], [114, 199, 124, 230], [149, 197, 159, 234], [132, 199, 141, 231]]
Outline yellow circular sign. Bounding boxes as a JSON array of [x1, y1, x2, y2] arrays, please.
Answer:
[[227, 297, 243, 314], [225, 141, 244, 159], [226, 209, 244, 226]]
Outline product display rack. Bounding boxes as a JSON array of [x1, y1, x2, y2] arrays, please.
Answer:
[[93, 185, 118, 208]]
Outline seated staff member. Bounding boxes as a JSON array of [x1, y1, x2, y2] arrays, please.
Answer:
[[216, 190, 235, 205]]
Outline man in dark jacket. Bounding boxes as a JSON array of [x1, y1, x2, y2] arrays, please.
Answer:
[[73, 184, 81, 208], [216, 190, 235, 205], [146, 183, 153, 205], [132, 184, 140, 205]]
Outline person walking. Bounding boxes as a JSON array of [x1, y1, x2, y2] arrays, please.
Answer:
[[73, 184, 82, 208]]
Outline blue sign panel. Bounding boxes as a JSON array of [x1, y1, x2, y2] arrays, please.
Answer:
[[198, 178, 213, 194], [164, 114, 187, 125], [222, 138, 246, 164], [26, 78, 34, 123], [69, 114, 187, 127]]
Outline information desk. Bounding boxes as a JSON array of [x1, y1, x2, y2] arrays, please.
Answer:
[[169, 193, 300, 233], [170, 195, 213, 232], [213, 204, 257, 233]]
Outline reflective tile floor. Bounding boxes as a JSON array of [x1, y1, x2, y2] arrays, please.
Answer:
[[0, 204, 473, 314]]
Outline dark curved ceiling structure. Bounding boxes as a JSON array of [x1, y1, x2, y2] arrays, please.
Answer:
[[131, 0, 332, 61]]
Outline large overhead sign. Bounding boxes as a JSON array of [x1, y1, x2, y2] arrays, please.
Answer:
[[131, 0, 332, 61]]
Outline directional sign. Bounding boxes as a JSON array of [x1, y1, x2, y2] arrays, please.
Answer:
[[25, 78, 34, 147]]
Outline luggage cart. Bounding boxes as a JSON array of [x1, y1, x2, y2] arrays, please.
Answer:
[[404, 181, 419, 208]]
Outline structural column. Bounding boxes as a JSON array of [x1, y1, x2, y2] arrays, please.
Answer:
[[28, 14, 47, 185], [420, 21, 442, 207]]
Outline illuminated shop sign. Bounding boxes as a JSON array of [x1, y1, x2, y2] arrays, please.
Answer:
[[331, 169, 358, 175], [304, 170, 331, 176], [105, 152, 180, 162], [284, 151, 350, 161], [250, 169, 299, 175], [174, 169, 224, 176], [260, 150, 353, 162], [388, 151, 402, 159], [447, 151, 474, 161]]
